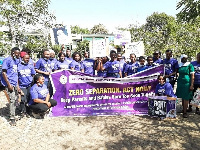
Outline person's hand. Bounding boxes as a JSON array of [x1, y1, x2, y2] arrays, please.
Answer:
[[8, 84, 13, 92], [190, 85, 194, 91], [46, 102, 51, 107], [17, 87, 21, 94]]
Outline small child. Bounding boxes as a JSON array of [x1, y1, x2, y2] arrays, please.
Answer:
[[155, 74, 176, 97]]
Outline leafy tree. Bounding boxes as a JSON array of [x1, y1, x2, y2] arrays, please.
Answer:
[[177, 0, 200, 22], [71, 25, 90, 34], [90, 24, 108, 34], [74, 40, 90, 57], [0, 0, 55, 49]]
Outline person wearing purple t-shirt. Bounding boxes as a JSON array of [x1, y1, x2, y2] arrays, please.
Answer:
[[153, 51, 163, 65], [162, 49, 179, 88], [35, 49, 51, 86], [69, 51, 84, 72], [49, 50, 57, 70], [191, 52, 200, 114], [82, 51, 95, 75], [124, 53, 139, 77], [29, 74, 57, 119], [137, 56, 147, 72], [21, 47, 34, 66], [1, 47, 21, 126], [117, 52, 126, 78], [54, 52, 70, 70], [18, 54, 36, 117], [96, 56, 109, 77], [65, 48, 73, 64], [146, 56, 157, 69], [99, 50, 122, 78], [155, 74, 176, 97]]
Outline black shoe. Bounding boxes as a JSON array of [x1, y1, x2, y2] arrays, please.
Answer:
[[183, 113, 188, 118], [177, 110, 183, 113], [9, 119, 16, 126], [195, 110, 200, 115], [187, 108, 192, 112]]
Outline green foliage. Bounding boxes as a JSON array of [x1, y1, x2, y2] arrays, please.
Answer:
[[90, 24, 108, 34], [74, 40, 90, 56], [71, 25, 90, 34], [177, 0, 200, 22], [51, 44, 61, 54]]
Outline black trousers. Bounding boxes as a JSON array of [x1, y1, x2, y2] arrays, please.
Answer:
[[29, 99, 57, 113], [20, 86, 31, 113]]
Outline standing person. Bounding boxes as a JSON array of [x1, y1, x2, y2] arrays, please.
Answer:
[[162, 49, 179, 88], [29, 74, 57, 119], [35, 49, 51, 86], [49, 50, 57, 71], [146, 56, 156, 69], [54, 52, 70, 70], [153, 51, 162, 65], [190, 52, 200, 114], [137, 56, 147, 72], [99, 50, 122, 78], [124, 53, 139, 77], [69, 51, 84, 72], [176, 54, 194, 118], [18, 54, 36, 117], [65, 47, 73, 64], [1, 47, 21, 126], [155, 74, 176, 97], [21, 48, 34, 66], [96, 56, 109, 77], [117, 52, 126, 78], [82, 51, 95, 75]]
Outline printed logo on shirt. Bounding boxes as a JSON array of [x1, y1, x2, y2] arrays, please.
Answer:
[[158, 89, 165, 94], [85, 62, 93, 67], [164, 64, 171, 70], [44, 63, 51, 72], [112, 64, 119, 70], [60, 64, 69, 69], [39, 89, 49, 97], [19, 69, 31, 77], [194, 66, 200, 73], [13, 65, 17, 72]]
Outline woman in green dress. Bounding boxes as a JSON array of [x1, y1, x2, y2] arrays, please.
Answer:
[[176, 54, 194, 118]]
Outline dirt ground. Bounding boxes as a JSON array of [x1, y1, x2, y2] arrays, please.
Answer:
[[0, 89, 200, 150]]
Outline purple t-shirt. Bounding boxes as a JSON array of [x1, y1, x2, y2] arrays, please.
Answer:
[[35, 58, 51, 81], [191, 61, 200, 85], [82, 59, 95, 75], [18, 62, 36, 88], [97, 70, 107, 77], [124, 62, 139, 76], [65, 57, 73, 64], [155, 82, 176, 97], [1, 56, 19, 86], [29, 84, 49, 105], [162, 58, 179, 77], [104, 61, 121, 74], [49, 58, 57, 70], [20, 57, 34, 66], [69, 60, 83, 71], [153, 58, 163, 65], [54, 60, 70, 70]]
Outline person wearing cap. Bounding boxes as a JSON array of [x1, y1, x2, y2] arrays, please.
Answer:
[[153, 51, 163, 65], [21, 48, 34, 66], [176, 54, 194, 118], [162, 49, 179, 88], [190, 52, 200, 114], [1, 47, 21, 126], [17, 53, 36, 117]]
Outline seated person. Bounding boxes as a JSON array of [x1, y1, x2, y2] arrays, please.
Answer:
[[155, 74, 176, 97], [29, 74, 57, 118]]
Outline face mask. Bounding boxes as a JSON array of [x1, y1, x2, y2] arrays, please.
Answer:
[[38, 83, 42, 86], [49, 58, 53, 60], [44, 58, 48, 61]]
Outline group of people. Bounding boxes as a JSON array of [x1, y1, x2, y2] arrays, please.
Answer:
[[1, 46, 200, 126]]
